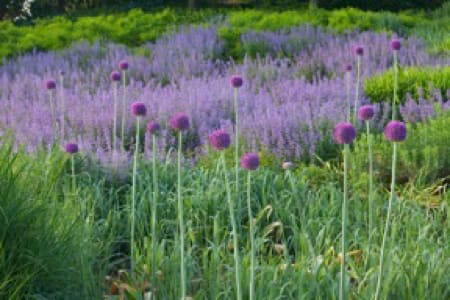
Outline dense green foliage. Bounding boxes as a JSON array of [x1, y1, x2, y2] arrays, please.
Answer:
[[365, 66, 450, 104], [1, 5, 449, 62], [1, 111, 449, 299]]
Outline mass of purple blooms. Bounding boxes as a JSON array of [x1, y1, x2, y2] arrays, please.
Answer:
[[0, 25, 448, 166]]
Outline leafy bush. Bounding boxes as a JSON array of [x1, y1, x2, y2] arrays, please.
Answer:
[[365, 66, 450, 104]]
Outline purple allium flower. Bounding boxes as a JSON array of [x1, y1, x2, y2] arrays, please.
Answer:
[[230, 75, 243, 88], [353, 45, 364, 56], [240, 153, 260, 171], [384, 121, 407, 142], [170, 113, 190, 131], [358, 105, 375, 121], [59, 70, 65, 76], [131, 102, 147, 117], [147, 121, 161, 135], [110, 71, 121, 82], [333, 122, 356, 144], [119, 60, 129, 70], [390, 39, 401, 51], [282, 162, 294, 170], [46, 80, 56, 90], [345, 64, 352, 72], [209, 129, 231, 150], [65, 143, 79, 154]]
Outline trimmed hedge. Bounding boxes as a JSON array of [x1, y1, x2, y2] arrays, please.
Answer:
[[365, 66, 450, 104]]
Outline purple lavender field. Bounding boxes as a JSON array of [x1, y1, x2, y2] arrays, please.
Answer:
[[1, 11, 449, 300]]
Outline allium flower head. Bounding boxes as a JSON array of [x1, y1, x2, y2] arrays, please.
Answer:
[[358, 105, 375, 121], [390, 39, 401, 51], [170, 113, 190, 131], [119, 60, 129, 70], [230, 75, 243, 88], [46, 80, 56, 90], [384, 121, 407, 142], [345, 64, 352, 72], [110, 71, 121, 82], [353, 45, 364, 56], [240, 153, 260, 171], [59, 70, 65, 76], [147, 121, 161, 135], [65, 143, 79, 154], [282, 162, 294, 170], [131, 102, 147, 117], [333, 122, 356, 144], [209, 129, 231, 150]]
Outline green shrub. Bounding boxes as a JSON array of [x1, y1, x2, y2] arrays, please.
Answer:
[[353, 108, 450, 184], [365, 66, 450, 104]]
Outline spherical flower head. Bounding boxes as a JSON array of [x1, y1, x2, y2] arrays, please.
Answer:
[[390, 39, 401, 51], [110, 71, 121, 82], [345, 64, 352, 72], [353, 45, 364, 56], [209, 129, 231, 151], [240, 153, 260, 171], [358, 105, 375, 121], [170, 113, 190, 131], [333, 122, 356, 144], [230, 75, 243, 88], [282, 162, 294, 170], [46, 80, 56, 90], [59, 70, 65, 76], [147, 121, 161, 135], [65, 143, 79, 154], [119, 60, 129, 70], [131, 102, 147, 117], [384, 121, 407, 142]]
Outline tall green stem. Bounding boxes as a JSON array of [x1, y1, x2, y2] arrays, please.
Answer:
[[340, 144, 349, 300], [354, 56, 361, 123], [121, 71, 127, 150], [346, 72, 351, 122], [71, 155, 76, 198], [49, 90, 57, 142], [234, 88, 241, 225], [151, 134, 158, 296], [246, 171, 255, 300], [392, 51, 398, 120], [177, 132, 186, 300], [130, 117, 140, 277], [59, 75, 65, 140], [221, 152, 242, 300], [374, 142, 398, 300], [366, 121, 374, 244], [113, 82, 118, 151]]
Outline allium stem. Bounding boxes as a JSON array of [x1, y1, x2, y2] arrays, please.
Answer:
[[71, 155, 76, 198], [366, 121, 374, 246], [130, 116, 140, 278], [221, 152, 242, 300], [177, 131, 186, 300], [354, 56, 361, 123], [151, 134, 158, 295], [234, 87, 241, 225], [121, 70, 127, 150], [59, 75, 65, 140], [340, 144, 349, 300], [49, 90, 58, 142], [113, 82, 118, 152], [374, 142, 398, 300], [392, 51, 399, 120], [246, 171, 255, 300], [346, 72, 351, 122]]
